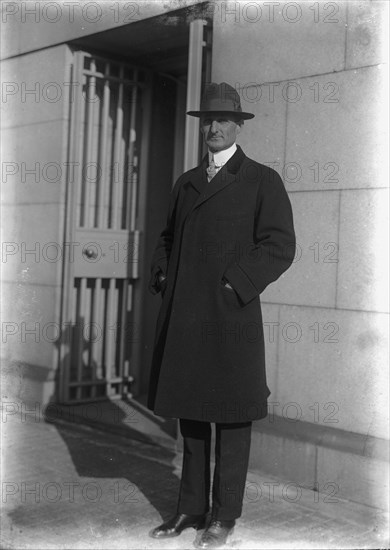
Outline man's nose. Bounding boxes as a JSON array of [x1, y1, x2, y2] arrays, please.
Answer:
[[210, 120, 219, 132]]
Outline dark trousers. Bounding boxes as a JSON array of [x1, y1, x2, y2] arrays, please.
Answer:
[[177, 419, 252, 521]]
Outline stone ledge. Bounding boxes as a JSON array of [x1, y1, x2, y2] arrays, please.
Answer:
[[253, 414, 389, 462], [250, 415, 389, 510]]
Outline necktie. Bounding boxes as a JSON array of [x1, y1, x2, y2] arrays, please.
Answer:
[[207, 158, 218, 182]]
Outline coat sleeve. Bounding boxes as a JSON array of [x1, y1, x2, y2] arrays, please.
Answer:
[[223, 166, 296, 305], [148, 178, 181, 295]]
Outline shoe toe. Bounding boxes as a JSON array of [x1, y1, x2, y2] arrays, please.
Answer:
[[150, 526, 177, 538], [196, 521, 234, 548]]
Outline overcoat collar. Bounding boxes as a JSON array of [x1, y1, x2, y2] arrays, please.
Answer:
[[187, 145, 246, 212]]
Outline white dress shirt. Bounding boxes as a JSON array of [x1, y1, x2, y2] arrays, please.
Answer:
[[208, 143, 237, 175]]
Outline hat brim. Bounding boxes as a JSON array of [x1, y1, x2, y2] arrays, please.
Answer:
[[187, 110, 255, 120]]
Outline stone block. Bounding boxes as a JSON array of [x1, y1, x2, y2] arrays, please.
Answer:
[[212, 2, 346, 85], [1, 363, 57, 408], [337, 188, 389, 312], [0, 15, 20, 59], [1, 45, 69, 129], [346, 0, 388, 70], [1, 203, 63, 287], [249, 427, 317, 490], [237, 83, 287, 167], [285, 66, 387, 191], [261, 191, 339, 308], [1, 121, 67, 204], [1, 281, 61, 377], [276, 305, 389, 439], [316, 445, 389, 510]]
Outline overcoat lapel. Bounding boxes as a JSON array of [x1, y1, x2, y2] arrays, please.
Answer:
[[177, 163, 206, 225], [189, 145, 246, 213], [187, 160, 207, 195]]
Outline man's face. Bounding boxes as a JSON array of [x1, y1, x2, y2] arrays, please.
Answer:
[[200, 113, 242, 153]]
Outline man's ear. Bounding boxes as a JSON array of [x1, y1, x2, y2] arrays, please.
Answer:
[[235, 123, 242, 137]]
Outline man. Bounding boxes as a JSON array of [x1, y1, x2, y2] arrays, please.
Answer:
[[147, 82, 295, 548]]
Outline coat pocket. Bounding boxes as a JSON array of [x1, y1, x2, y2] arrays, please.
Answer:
[[220, 278, 245, 308]]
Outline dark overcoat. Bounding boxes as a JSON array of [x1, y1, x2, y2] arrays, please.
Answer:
[[147, 146, 295, 423]]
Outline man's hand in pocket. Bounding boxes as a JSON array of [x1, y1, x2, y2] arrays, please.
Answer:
[[222, 277, 234, 290]]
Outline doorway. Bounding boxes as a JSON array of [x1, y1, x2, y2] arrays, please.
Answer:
[[59, 9, 212, 405]]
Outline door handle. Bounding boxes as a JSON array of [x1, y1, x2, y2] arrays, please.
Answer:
[[83, 247, 98, 260]]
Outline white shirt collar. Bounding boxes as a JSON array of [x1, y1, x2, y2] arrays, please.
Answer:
[[208, 143, 237, 167]]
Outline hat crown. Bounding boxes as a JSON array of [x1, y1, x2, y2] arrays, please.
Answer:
[[200, 82, 242, 113]]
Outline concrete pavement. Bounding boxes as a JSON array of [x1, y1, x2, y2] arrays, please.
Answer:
[[1, 403, 389, 549]]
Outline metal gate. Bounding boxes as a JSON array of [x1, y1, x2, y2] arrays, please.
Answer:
[[60, 50, 151, 402]]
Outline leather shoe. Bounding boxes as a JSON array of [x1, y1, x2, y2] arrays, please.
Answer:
[[197, 519, 235, 548], [150, 513, 206, 538]]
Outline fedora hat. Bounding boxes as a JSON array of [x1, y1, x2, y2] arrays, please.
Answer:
[[187, 82, 255, 120]]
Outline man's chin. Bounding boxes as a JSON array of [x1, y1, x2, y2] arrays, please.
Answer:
[[207, 141, 225, 152]]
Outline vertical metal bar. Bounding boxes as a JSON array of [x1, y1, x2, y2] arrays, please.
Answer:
[[113, 280, 119, 391], [84, 58, 96, 227], [129, 142, 138, 231], [105, 278, 116, 395], [127, 283, 133, 311], [88, 278, 98, 398], [123, 289, 131, 382], [184, 19, 206, 172], [128, 230, 139, 279], [123, 282, 133, 397], [92, 278, 103, 383], [117, 280, 127, 386], [76, 277, 87, 399], [127, 79, 138, 231], [69, 281, 78, 389], [97, 63, 110, 228], [112, 67, 124, 229], [76, 60, 87, 228], [120, 90, 129, 230], [68, 281, 78, 384], [85, 279, 92, 387]]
